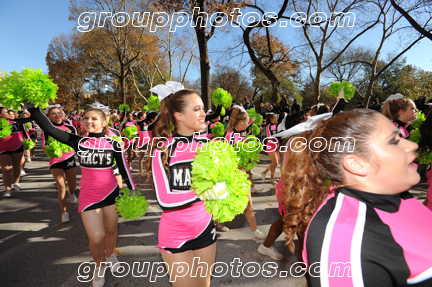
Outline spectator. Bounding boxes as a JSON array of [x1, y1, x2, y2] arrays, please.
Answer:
[[369, 98, 381, 112], [291, 99, 300, 113]]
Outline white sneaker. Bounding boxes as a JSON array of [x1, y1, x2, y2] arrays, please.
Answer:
[[258, 243, 283, 261], [3, 190, 12, 198], [93, 265, 106, 287], [252, 230, 266, 242], [69, 190, 78, 204], [13, 184, 22, 192], [20, 169, 26, 176], [61, 212, 70, 223], [250, 186, 265, 193], [106, 254, 120, 273], [261, 172, 266, 183], [26, 157, 31, 162], [32, 155, 36, 158]]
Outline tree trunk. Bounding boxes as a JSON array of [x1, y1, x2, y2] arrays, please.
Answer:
[[313, 71, 322, 104], [196, 27, 211, 109]]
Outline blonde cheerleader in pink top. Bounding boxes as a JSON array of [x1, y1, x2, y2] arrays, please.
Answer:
[[143, 82, 217, 287]]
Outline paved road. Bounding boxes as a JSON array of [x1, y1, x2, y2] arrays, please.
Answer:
[[0, 139, 429, 287]]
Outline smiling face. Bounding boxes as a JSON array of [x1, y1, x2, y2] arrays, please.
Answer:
[[82, 110, 107, 134], [174, 93, 206, 135], [0, 108, 10, 120], [48, 108, 63, 124], [364, 114, 420, 194]]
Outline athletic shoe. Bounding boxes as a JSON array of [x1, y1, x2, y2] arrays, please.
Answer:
[[261, 172, 266, 183], [3, 190, 12, 198], [258, 243, 283, 261], [106, 254, 120, 273], [61, 212, 70, 223], [26, 158, 31, 162], [272, 180, 278, 186], [216, 223, 229, 232], [20, 169, 26, 176], [32, 155, 36, 158], [69, 190, 78, 204], [250, 186, 265, 193], [93, 265, 106, 287], [252, 230, 266, 241], [13, 184, 22, 192]]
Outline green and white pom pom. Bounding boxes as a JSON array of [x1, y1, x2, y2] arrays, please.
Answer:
[[0, 68, 58, 110], [124, 126, 138, 140], [246, 108, 263, 125], [0, 118, 12, 138], [142, 105, 149, 113], [236, 136, 263, 171], [147, 95, 160, 112], [119, 104, 130, 112], [115, 188, 149, 221], [44, 136, 73, 158], [191, 141, 251, 223], [329, 81, 356, 102], [22, 139, 35, 150], [212, 88, 232, 112], [211, 122, 225, 138]]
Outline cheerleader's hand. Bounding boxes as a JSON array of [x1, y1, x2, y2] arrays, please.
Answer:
[[198, 182, 229, 201], [22, 100, 36, 109], [338, 87, 345, 100]]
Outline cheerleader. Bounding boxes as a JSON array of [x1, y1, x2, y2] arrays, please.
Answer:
[[136, 111, 158, 174], [41, 106, 78, 223], [143, 82, 217, 287], [119, 111, 138, 170], [222, 106, 266, 240], [382, 93, 418, 138], [261, 113, 279, 185], [283, 109, 432, 286], [25, 101, 135, 287], [22, 111, 37, 160], [1, 107, 32, 198]]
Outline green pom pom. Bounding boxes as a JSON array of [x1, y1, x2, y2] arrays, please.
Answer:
[[22, 139, 35, 150], [329, 81, 356, 102], [417, 152, 432, 165], [211, 122, 225, 138], [221, 107, 226, 116], [115, 188, 149, 220], [212, 88, 232, 109], [44, 136, 73, 158], [142, 105, 149, 113], [119, 104, 130, 111], [124, 126, 138, 140], [0, 68, 58, 110], [236, 136, 263, 171], [78, 109, 83, 112], [108, 120, 113, 126], [169, 122, 175, 132], [191, 141, 251, 223], [408, 129, 422, 144], [110, 135, 122, 143], [24, 122, 31, 130], [0, 118, 12, 138], [148, 95, 160, 112], [247, 108, 263, 125], [251, 124, 260, 136]]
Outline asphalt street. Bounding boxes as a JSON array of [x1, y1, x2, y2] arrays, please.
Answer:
[[0, 138, 429, 287]]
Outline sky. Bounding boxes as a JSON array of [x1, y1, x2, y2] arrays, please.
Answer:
[[1, 0, 431, 80]]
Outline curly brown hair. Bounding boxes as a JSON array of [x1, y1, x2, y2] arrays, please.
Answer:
[[225, 108, 248, 132], [281, 109, 379, 253]]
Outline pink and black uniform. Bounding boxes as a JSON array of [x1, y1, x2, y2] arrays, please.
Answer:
[[72, 115, 80, 129], [303, 187, 432, 287], [204, 106, 222, 139], [0, 118, 32, 154], [136, 119, 150, 149], [41, 121, 77, 170], [151, 134, 215, 254], [29, 107, 135, 212], [264, 123, 278, 153], [393, 119, 413, 139]]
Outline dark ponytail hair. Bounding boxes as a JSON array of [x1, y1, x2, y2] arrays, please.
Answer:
[[281, 109, 379, 253], [144, 89, 197, 184]]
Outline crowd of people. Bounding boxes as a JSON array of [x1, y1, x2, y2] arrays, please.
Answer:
[[1, 85, 432, 287]]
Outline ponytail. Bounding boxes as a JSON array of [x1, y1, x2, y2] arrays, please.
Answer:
[[382, 98, 412, 121], [225, 108, 247, 132]]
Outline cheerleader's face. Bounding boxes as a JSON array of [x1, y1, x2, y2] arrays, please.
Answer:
[[49, 108, 63, 124], [0, 108, 10, 119], [83, 111, 107, 133], [175, 93, 206, 135], [366, 114, 420, 194], [399, 101, 417, 122], [271, 114, 278, 124]]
